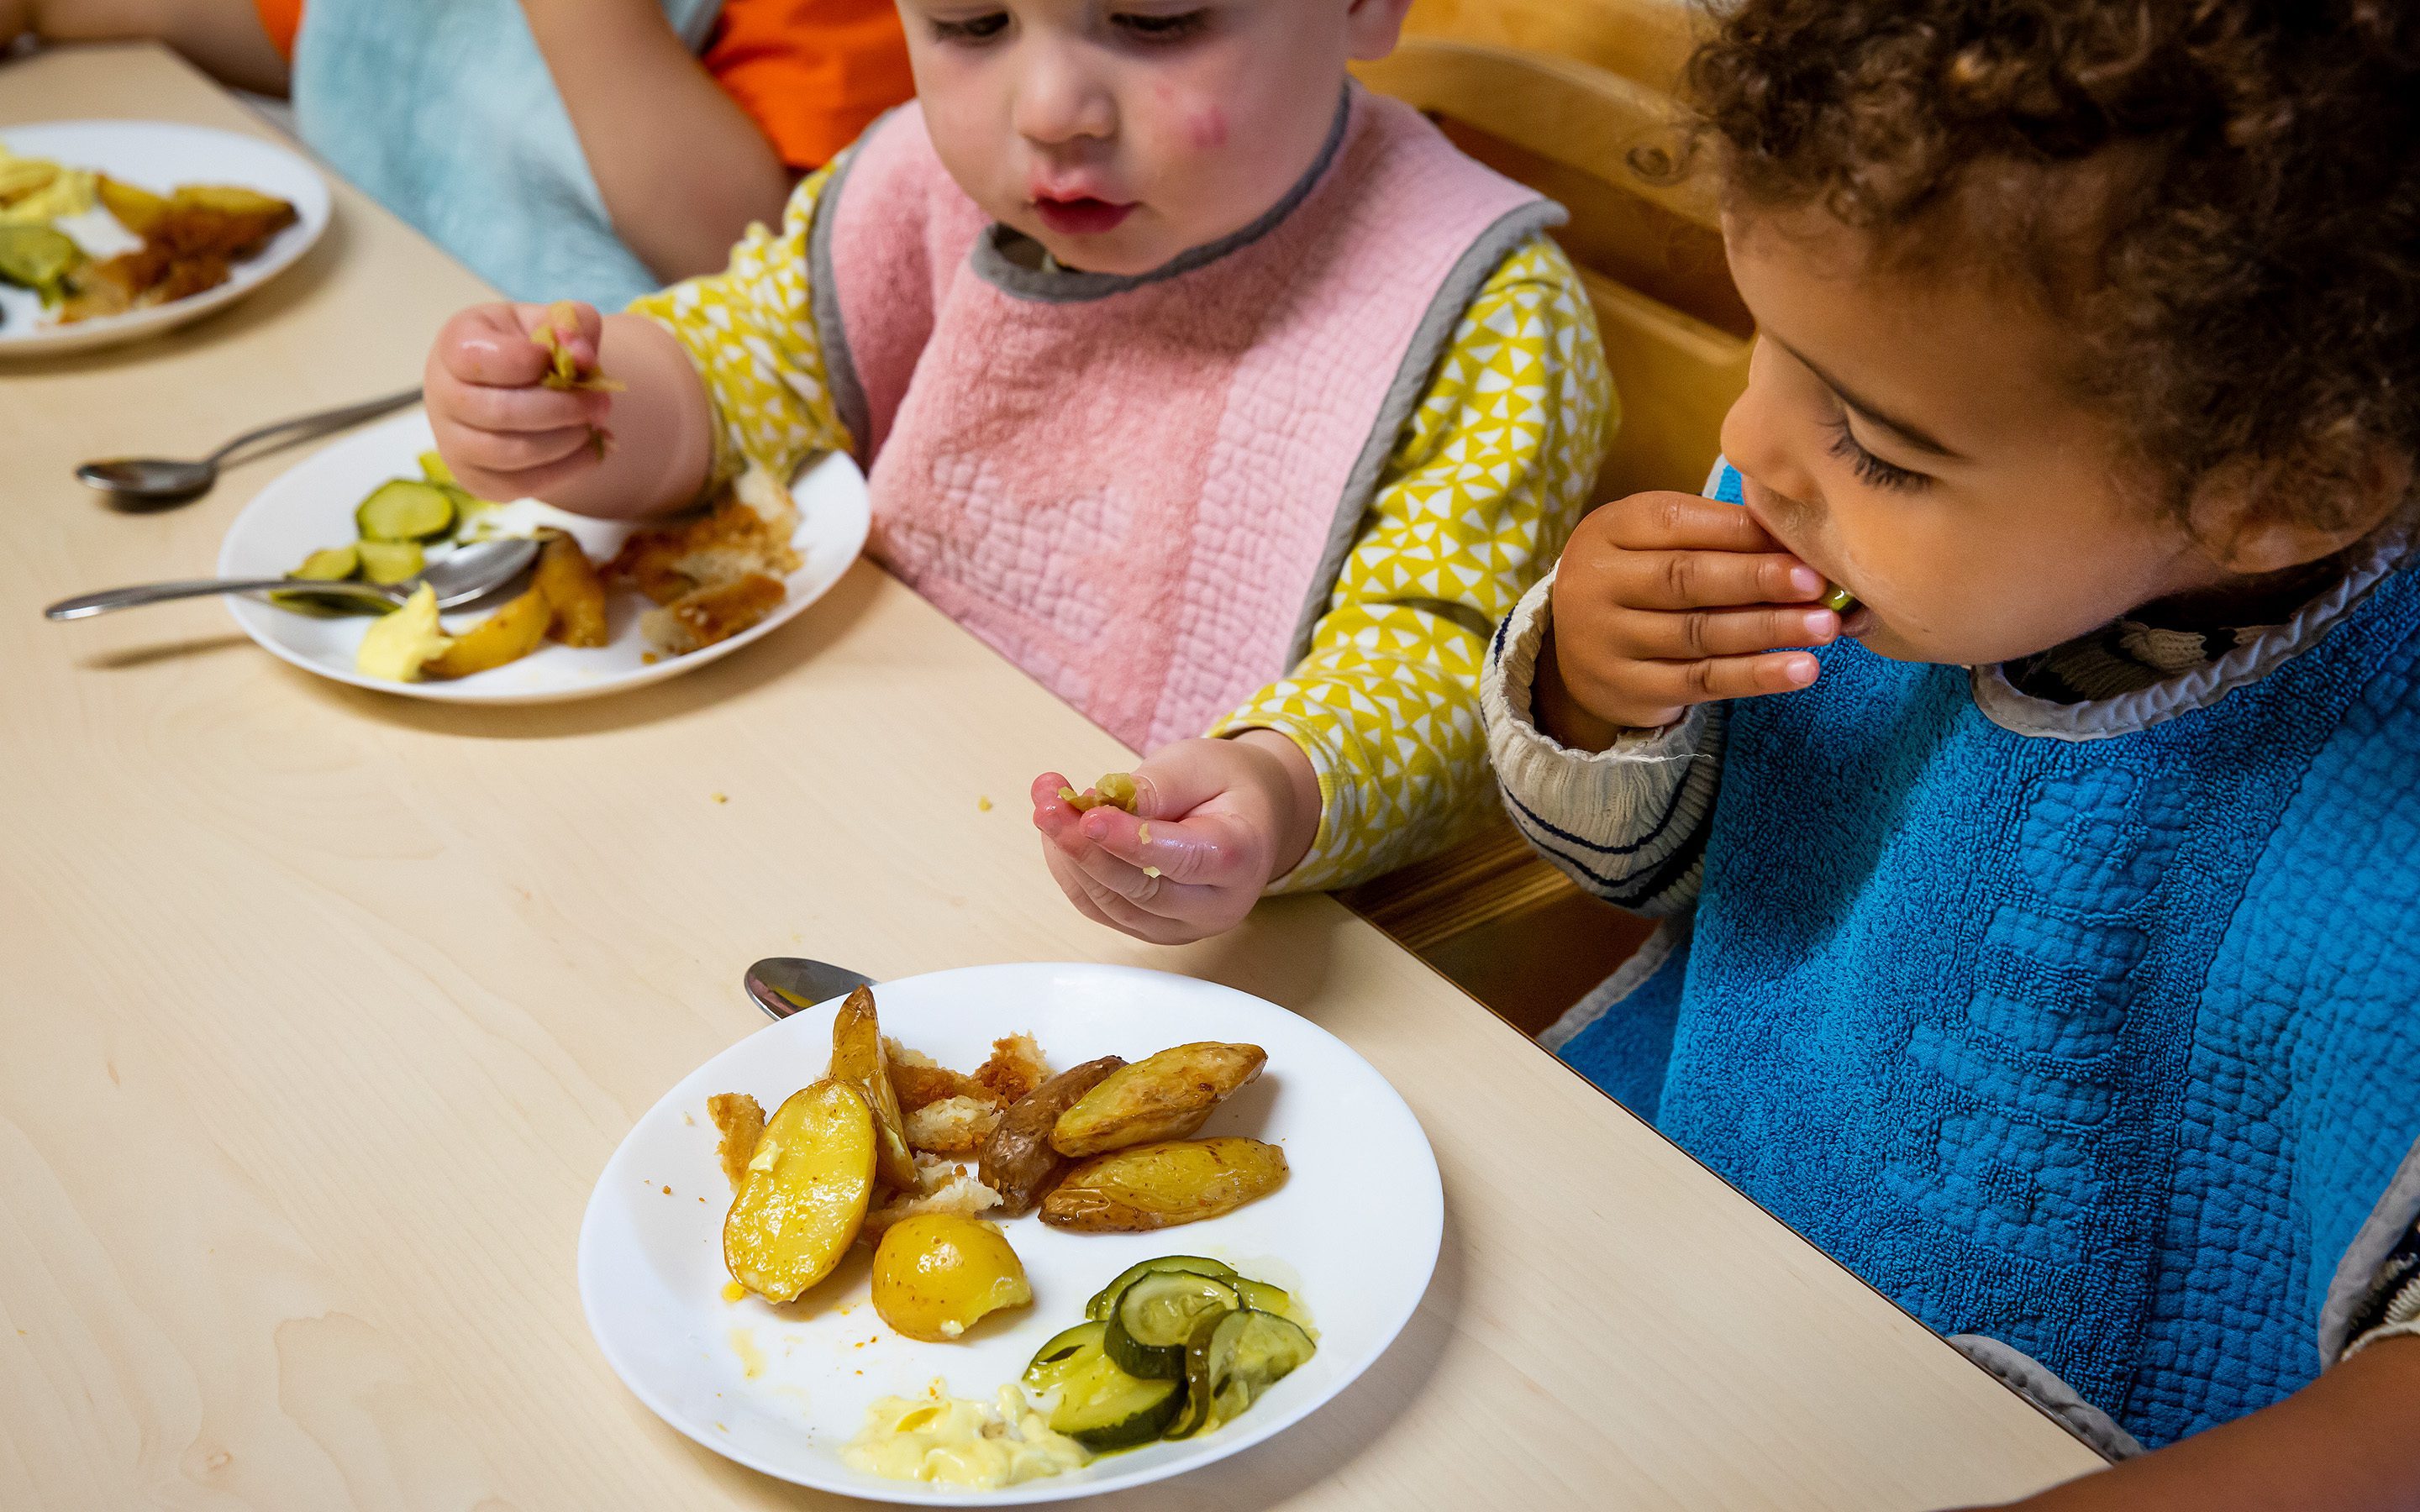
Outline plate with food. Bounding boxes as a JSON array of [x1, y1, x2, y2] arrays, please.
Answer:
[[578, 962, 1444, 1504], [217, 405, 871, 702], [0, 120, 329, 357]]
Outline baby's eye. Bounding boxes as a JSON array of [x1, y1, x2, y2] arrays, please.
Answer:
[[930, 12, 1010, 43], [1823, 418, 1930, 494], [1111, 8, 1213, 44]]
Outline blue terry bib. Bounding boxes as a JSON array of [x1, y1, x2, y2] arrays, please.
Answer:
[[1569, 471, 2420, 1446], [294, 0, 720, 307]]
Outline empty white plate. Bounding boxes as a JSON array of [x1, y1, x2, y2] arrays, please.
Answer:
[[0, 119, 329, 357], [217, 409, 871, 703], [578, 962, 1444, 1504]]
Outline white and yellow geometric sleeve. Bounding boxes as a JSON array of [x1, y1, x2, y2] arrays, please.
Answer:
[[1211, 234, 1613, 893], [626, 162, 853, 491]]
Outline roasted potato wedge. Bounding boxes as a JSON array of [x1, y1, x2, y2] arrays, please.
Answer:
[[829, 986, 920, 1192], [1039, 1137, 1288, 1232], [97, 176, 169, 237], [707, 1092, 765, 1194], [722, 1079, 877, 1301], [980, 1055, 1124, 1215], [1050, 1042, 1266, 1158], [534, 531, 608, 648], [424, 586, 550, 680]]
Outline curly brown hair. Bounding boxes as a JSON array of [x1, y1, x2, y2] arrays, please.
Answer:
[[1687, 1, 2420, 531]]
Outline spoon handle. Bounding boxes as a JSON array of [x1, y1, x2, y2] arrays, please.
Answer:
[[205, 387, 424, 466], [44, 577, 392, 620]]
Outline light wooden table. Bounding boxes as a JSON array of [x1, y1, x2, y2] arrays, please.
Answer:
[[0, 45, 2105, 1512]]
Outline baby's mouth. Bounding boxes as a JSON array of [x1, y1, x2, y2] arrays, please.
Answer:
[[1032, 197, 1136, 236]]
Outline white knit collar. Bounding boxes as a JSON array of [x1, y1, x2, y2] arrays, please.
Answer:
[[1970, 527, 2416, 742]]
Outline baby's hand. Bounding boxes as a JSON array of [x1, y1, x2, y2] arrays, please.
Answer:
[[423, 300, 616, 502], [1031, 734, 1319, 946], [1539, 491, 1840, 743]]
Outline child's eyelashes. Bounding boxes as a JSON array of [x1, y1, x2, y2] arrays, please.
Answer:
[[1823, 418, 1931, 493], [1111, 8, 1214, 45], [929, 12, 1010, 44]]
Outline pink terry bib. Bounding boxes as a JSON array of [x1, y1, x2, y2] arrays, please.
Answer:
[[814, 88, 1558, 751]]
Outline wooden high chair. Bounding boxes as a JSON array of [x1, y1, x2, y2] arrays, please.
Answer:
[[1344, 23, 1756, 1034]]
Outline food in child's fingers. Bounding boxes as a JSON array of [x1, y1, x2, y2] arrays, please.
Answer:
[[980, 1055, 1127, 1215], [1820, 583, 1858, 613], [870, 1213, 1033, 1341], [1039, 1137, 1290, 1232], [1050, 1042, 1266, 1158], [723, 1079, 879, 1302], [1058, 772, 1140, 812], [529, 300, 626, 393], [829, 985, 922, 1192]]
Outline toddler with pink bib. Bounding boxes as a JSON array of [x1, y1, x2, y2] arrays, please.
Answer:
[[419, 0, 1611, 941]]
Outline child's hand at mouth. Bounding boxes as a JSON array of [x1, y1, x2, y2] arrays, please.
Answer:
[[1535, 491, 1847, 749]]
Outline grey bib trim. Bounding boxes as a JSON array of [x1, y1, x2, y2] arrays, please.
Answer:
[[809, 109, 910, 460], [969, 89, 1354, 305], [1283, 197, 1567, 669], [1970, 526, 2415, 742], [2320, 1137, 2420, 1364], [1949, 1334, 2143, 1462]]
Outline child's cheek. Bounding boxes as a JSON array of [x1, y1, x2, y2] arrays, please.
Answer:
[[1186, 105, 1230, 153]]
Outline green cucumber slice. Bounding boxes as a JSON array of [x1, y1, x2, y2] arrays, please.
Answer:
[[290, 544, 359, 582], [355, 538, 425, 585], [1023, 1320, 1108, 1399], [1170, 1309, 1316, 1440], [1106, 1273, 1239, 1380], [1084, 1256, 1238, 1322], [355, 479, 456, 543]]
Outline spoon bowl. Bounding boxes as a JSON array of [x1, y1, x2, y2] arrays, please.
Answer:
[[44, 537, 539, 622], [76, 387, 422, 509]]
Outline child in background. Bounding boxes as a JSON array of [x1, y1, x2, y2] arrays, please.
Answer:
[[1486, 0, 2420, 1501], [5, 0, 913, 302], [424, 0, 1611, 942]]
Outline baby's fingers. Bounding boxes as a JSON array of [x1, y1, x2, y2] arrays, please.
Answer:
[[1599, 491, 1788, 553], [1077, 806, 1259, 892], [1626, 651, 1821, 711], [1606, 605, 1839, 661], [434, 303, 557, 388], [1608, 549, 1825, 612]]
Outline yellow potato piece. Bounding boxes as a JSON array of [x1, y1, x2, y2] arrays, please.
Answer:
[[96, 176, 168, 236], [533, 532, 608, 648], [424, 586, 550, 680], [871, 1214, 1032, 1342], [723, 1079, 878, 1302], [1050, 1042, 1266, 1158], [1039, 1137, 1288, 1233], [829, 986, 920, 1192]]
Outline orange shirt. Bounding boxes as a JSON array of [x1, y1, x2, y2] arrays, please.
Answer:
[[252, 0, 911, 170]]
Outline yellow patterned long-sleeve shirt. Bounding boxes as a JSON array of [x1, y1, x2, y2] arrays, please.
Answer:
[[633, 165, 1612, 892]]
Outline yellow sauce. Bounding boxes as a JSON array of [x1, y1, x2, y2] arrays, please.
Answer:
[[728, 1328, 767, 1380], [355, 584, 452, 681], [842, 1383, 1089, 1489]]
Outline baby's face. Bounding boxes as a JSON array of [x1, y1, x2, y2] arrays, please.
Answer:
[[897, 0, 1408, 275], [1716, 205, 2236, 668]]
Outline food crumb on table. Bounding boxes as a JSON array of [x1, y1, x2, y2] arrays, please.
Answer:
[[712, 792, 729, 805], [976, 795, 992, 811]]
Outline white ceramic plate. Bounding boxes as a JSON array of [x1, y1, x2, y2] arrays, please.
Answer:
[[579, 963, 1444, 1505], [0, 119, 331, 358], [217, 410, 871, 703]]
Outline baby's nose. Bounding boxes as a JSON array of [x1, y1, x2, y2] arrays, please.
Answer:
[[1011, 51, 1118, 145]]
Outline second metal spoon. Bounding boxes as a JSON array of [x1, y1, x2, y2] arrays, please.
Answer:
[[77, 386, 424, 507], [44, 538, 537, 621]]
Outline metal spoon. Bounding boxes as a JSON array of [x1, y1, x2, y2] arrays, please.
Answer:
[[43, 537, 539, 621], [77, 387, 424, 507], [744, 957, 878, 1020]]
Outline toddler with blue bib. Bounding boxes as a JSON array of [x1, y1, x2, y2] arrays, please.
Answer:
[[1484, 0, 2420, 1504]]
